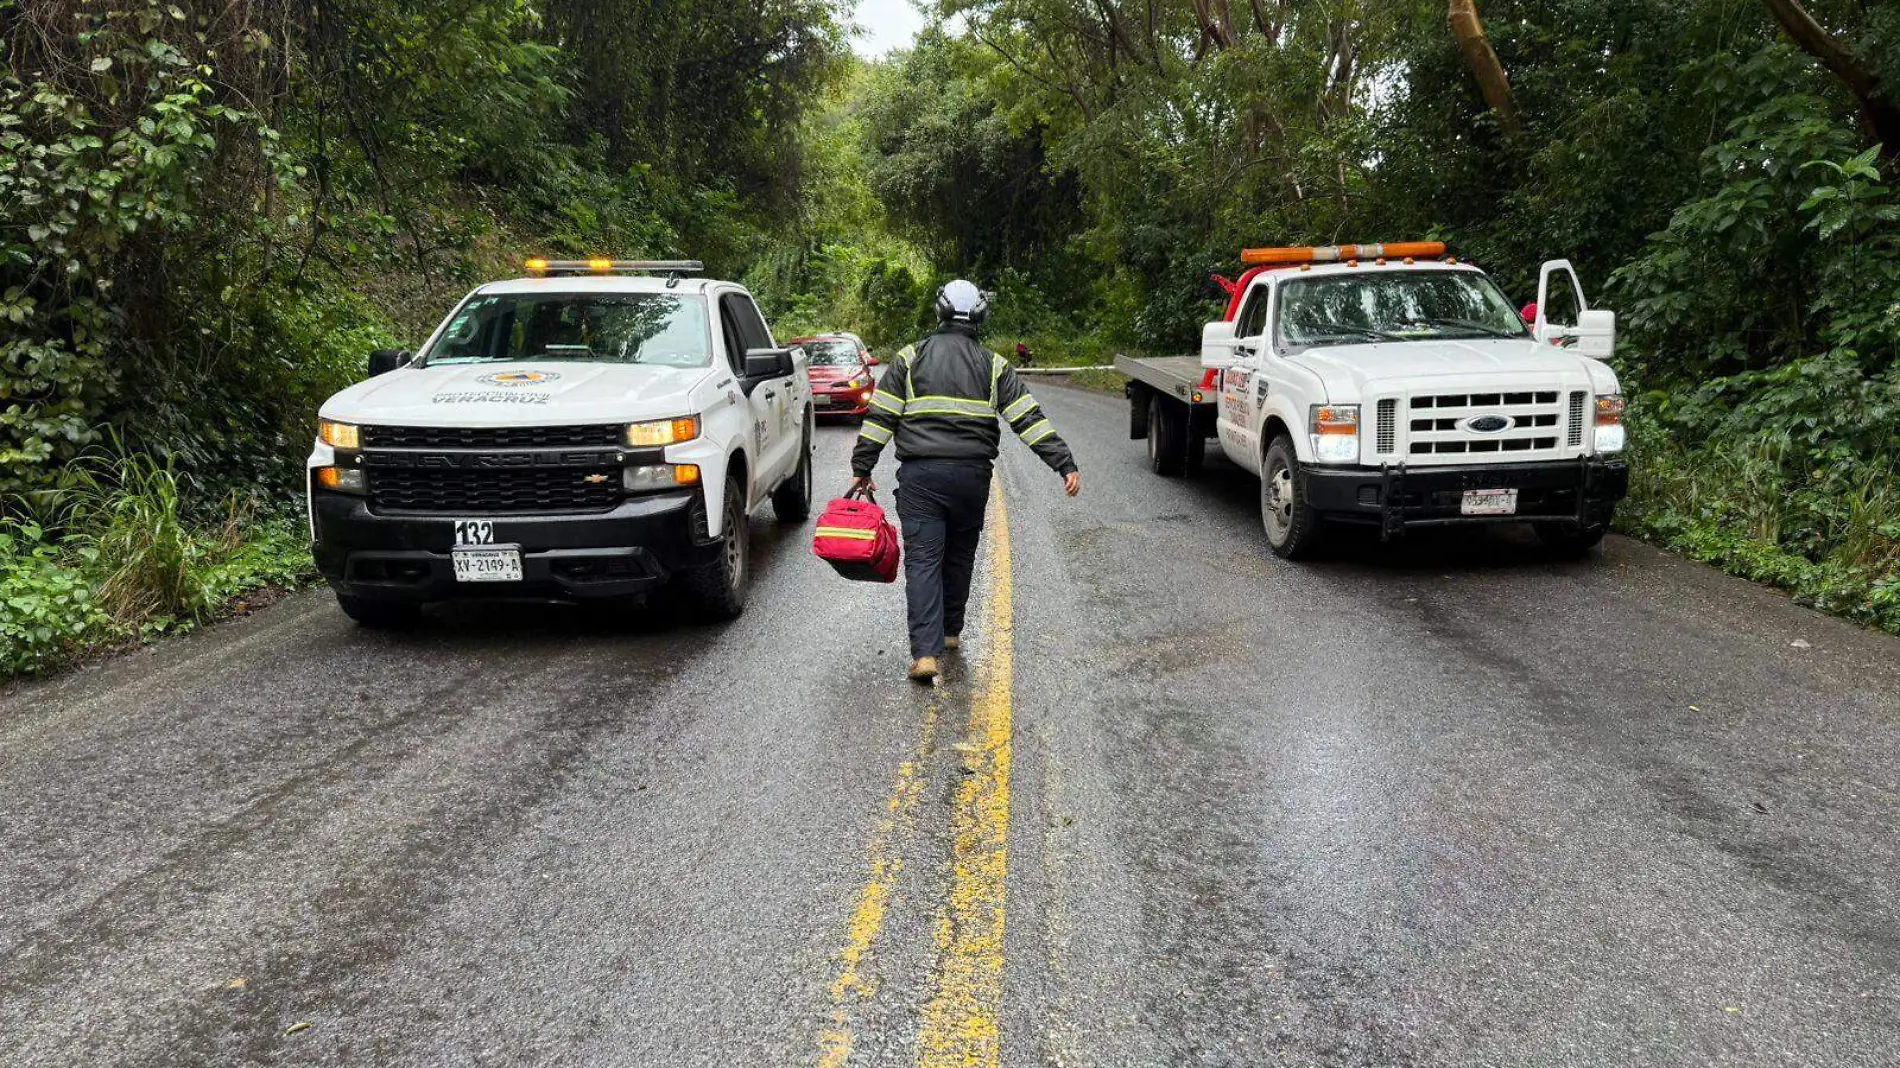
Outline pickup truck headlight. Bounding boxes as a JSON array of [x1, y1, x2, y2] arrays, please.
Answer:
[[1309, 404, 1360, 464], [627, 416, 700, 448], [315, 466, 366, 494], [317, 419, 360, 450], [624, 463, 701, 491], [1594, 394, 1626, 453]]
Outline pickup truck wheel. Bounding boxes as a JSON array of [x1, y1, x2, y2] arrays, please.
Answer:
[[1261, 434, 1323, 559], [334, 592, 422, 628], [1147, 394, 1188, 476], [771, 426, 814, 522], [677, 476, 750, 621]]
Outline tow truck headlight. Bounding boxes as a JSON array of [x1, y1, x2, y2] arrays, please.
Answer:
[[1594, 394, 1626, 453], [627, 416, 700, 448], [624, 463, 701, 491], [1309, 404, 1360, 464], [315, 466, 366, 494], [317, 419, 360, 450]]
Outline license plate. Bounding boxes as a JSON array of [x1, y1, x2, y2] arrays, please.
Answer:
[[815, 395, 836, 407], [1461, 488, 1519, 516], [453, 548, 522, 582]]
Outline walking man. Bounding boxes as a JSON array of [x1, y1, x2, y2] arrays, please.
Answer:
[[851, 280, 1080, 683]]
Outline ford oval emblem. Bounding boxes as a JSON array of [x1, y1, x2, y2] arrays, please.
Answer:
[[1463, 414, 1512, 434]]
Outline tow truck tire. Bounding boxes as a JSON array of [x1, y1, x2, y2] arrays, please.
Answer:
[[335, 593, 422, 628], [771, 423, 814, 522], [677, 475, 750, 621], [1261, 434, 1323, 560], [1147, 394, 1188, 477], [1536, 520, 1609, 558]]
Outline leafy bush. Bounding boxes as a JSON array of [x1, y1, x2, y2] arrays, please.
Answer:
[[0, 520, 108, 676]]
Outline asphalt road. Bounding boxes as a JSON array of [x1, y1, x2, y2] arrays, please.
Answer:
[[4, 383, 1899, 1068]]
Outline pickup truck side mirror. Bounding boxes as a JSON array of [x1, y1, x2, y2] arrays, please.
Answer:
[[368, 348, 412, 377], [744, 347, 794, 380], [1572, 309, 1616, 358], [1201, 320, 1239, 371]]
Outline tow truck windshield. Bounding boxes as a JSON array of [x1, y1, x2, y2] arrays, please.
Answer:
[[421, 292, 712, 368], [1277, 271, 1527, 349]]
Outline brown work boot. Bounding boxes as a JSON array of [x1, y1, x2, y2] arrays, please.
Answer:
[[943, 635, 960, 651], [907, 656, 940, 683]]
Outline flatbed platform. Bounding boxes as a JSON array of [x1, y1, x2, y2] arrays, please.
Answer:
[[1114, 354, 1214, 404]]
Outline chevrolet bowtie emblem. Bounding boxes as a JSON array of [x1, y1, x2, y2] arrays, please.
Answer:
[[584, 473, 611, 484]]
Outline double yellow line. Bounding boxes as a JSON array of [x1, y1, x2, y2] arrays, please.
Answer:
[[818, 483, 1017, 1068]]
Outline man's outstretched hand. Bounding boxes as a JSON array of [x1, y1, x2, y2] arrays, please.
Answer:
[[1063, 471, 1081, 497]]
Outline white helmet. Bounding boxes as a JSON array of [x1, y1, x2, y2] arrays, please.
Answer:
[[935, 279, 989, 325]]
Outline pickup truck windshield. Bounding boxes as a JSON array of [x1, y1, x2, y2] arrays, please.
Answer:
[[420, 293, 712, 368], [1277, 271, 1527, 349]]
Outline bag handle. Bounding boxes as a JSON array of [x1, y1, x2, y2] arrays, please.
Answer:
[[845, 481, 877, 505]]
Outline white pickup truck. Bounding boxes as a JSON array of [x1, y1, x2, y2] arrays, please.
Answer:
[[1117, 243, 1628, 558], [306, 260, 813, 625]]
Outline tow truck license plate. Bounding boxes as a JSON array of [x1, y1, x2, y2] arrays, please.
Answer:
[[452, 549, 522, 582], [1461, 488, 1518, 516]]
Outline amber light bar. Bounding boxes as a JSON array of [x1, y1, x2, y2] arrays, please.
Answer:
[[1241, 242, 1447, 266], [523, 259, 705, 275]]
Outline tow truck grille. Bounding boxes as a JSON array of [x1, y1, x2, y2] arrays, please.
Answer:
[[361, 424, 624, 449], [368, 468, 621, 513], [1368, 388, 1580, 464]]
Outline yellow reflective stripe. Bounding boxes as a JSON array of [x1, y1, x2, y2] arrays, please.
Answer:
[[990, 354, 1005, 408], [904, 394, 994, 417], [1002, 394, 1037, 421], [816, 526, 878, 540], [859, 422, 893, 444], [870, 390, 904, 414], [1020, 419, 1054, 445]]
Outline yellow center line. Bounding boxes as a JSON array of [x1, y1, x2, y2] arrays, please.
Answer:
[[916, 480, 1015, 1067], [817, 693, 945, 1068]]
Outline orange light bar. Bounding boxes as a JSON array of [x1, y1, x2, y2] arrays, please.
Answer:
[[521, 259, 705, 277], [588, 257, 614, 273], [524, 257, 549, 272], [1241, 241, 1447, 266]]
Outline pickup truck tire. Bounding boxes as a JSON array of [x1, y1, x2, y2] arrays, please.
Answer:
[[334, 593, 422, 628], [1147, 394, 1189, 476], [1536, 520, 1608, 557], [1261, 434, 1323, 559], [772, 424, 814, 522], [676, 475, 750, 621]]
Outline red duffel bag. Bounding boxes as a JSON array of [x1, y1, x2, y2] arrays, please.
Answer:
[[813, 484, 900, 583]]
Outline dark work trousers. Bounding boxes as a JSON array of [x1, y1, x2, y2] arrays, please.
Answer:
[[895, 459, 992, 659]]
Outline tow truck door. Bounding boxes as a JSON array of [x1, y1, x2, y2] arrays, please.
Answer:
[[1220, 279, 1272, 473], [1533, 260, 1588, 345]]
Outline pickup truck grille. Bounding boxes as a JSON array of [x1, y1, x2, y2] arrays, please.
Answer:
[[368, 468, 621, 514], [1368, 389, 1586, 464], [361, 424, 624, 449]]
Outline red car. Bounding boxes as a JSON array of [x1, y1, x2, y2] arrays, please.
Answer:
[[792, 334, 879, 419]]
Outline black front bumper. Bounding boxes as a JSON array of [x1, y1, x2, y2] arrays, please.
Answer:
[[1301, 457, 1629, 540], [311, 489, 720, 602]]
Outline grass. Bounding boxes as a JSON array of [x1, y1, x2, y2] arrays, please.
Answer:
[[1, 443, 317, 678]]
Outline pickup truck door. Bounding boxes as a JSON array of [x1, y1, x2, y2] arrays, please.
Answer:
[[1220, 280, 1272, 474], [718, 292, 790, 498]]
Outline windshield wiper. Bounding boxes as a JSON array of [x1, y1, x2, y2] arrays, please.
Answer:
[[1303, 326, 1405, 343], [1390, 317, 1519, 338]]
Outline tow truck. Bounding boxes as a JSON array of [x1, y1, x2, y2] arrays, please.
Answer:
[[1117, 242, 1628, 558], [307, 259, 813, 625]]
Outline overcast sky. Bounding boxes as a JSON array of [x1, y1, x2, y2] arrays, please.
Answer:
[[852, 0, 927, 57]]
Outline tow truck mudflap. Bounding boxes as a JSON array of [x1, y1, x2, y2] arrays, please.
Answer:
[[1299, 457, 1630, 541]]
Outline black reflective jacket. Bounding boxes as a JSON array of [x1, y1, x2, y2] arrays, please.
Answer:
[[850, 325, 1077, 478]]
